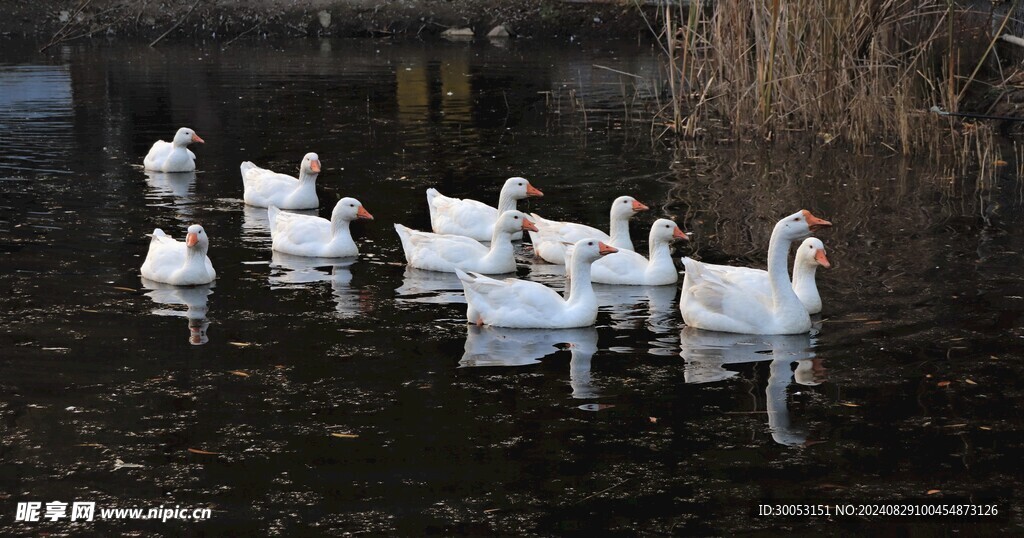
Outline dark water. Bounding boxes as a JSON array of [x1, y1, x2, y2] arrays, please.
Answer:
[[2, 38, 1024, 535]]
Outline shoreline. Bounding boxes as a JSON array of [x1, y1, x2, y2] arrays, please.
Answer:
[[4, 0, 657, 46]]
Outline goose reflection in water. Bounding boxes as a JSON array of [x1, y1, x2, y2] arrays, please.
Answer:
[[395, 267, 468, 305], [679, 327, 827, 446], [268, 252, 365, 317], [144, 170, 197, 199], [141, 278, 212, 345], [459, 325, 601, 399]]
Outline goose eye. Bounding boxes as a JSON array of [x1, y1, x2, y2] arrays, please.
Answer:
[[588, 241, 593, 246], [514, 215, 519, 219]]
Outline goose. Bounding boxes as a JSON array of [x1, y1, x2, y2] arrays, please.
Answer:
[[268, 197, 373, 258], [394, 210, 537, 274], [456, 238, 617, 328], [143, 127, 204, 172], [426, 177, 543, 241], [529, 195, 648, 264], [696, 237, 831, 314], [679, 210, 831, 335], [567, 218, 689, 285], [140, 224, 216, 286], [241, 152, 321, 209]]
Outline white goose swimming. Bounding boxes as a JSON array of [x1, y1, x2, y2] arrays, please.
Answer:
[[696, 237, 831, 314], [241, 152, 321, 209], [529, 195, 648, 265], [426, 177, 543, 241], [143, 127, 204, 172], [140, 224, 216, 286], [679, 210, 831, 335], [268, 197, 373, 258], [456, 238, 617, 328], [568, 218, 689, 285], [395, 211, 537, 274]]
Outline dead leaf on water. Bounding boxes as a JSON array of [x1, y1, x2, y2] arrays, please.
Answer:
[[75, 443, 103, 447], [965, 379, 977, 385], [927, 489, 941, 495], [187, 448, 220, 455], [229, 342, 252, 347], [937, 381, 951, 387], [229, 371, 250, 377], [980, 426, 992, 431], [111, 286, 136, 292], [483, 508, 501, 513], [648, 417, 658, 424], [839, 402, 860, 407], [995, 160, 1007, 166], [331, 433, 359, 439]]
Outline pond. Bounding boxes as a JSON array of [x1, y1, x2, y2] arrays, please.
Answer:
[[1, 38, 1023, 534]]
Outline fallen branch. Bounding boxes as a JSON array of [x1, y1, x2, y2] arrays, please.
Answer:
[[150, 0, 202, 48], [221, 22, 260, 50]]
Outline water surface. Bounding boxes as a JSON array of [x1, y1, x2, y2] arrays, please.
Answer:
[[1, 38, 1023, 535]]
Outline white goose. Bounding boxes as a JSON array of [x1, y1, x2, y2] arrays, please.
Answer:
[[140, 224, 216, 286], [679, 210, 831, 335], [696, 237, 831, 314], [143, 127, 204, 172], [529, 195, 648, 265], [395, 211, 537, 274], [268, 197, 373, 258], [568, 218, 689, 285], [456, 238, 617, 328], [426, 177, 543, 241], [241, 152, 321, 209]]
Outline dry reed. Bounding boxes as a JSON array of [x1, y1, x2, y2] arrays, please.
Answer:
[[650, 0, 1000, 155]]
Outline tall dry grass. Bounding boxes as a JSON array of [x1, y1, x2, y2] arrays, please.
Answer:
[[650, 0, 1001, 155]]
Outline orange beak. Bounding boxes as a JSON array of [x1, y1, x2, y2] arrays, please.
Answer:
[[801, 210, 832, 232], [632, 200, 649, 212], [598, 242, 618, 255], [815, 250, 831, 268], [526, 183, 543, 197], [186, 232, 198, 247], [310, 160, 321, 173], [191, 133, 205, 144], [521, 217, 538, 232], [673, 227, 689, 240], [357, 206, 373, 220]]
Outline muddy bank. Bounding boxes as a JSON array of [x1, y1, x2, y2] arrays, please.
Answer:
[[3, 0, 656, 45]]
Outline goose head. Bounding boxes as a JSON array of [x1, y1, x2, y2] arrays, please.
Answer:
[[773, 209, 832, 242], [501, 177, 543, 200], [796, 237, 830, 268], [496, 210, 538, 234], [173, 127, 204, 147], [650, 218, 690, 244], [332, 197, 374, 223], [185, 224, 210, 253], [301, 152, 321, 175], [611, 196, 649, 220], [571, 238, 618, 263]]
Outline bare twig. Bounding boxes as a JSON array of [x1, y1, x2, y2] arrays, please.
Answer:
[[150, 0, 202, 48], [39, 0, 94, 52]]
